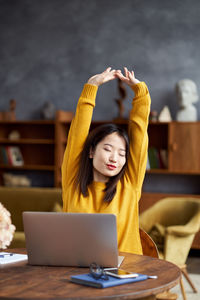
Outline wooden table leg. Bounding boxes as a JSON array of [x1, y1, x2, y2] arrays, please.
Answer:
[[156, 290, 178, 300], [179, 276, 187, 300], [180, 265, 197, 293], [137, 296, 156, 300]]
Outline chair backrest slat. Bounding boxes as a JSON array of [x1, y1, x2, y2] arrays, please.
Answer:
[[140, 228, 159, 258]]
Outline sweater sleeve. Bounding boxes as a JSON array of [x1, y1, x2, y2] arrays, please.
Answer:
[[61, 84, 98, 191], [124, 82, 151, 195]]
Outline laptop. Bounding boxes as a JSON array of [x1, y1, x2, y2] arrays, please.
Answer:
[[23, 212, 123, 267]]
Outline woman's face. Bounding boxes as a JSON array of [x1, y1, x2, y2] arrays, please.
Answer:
[[90, 132, 126, 182]]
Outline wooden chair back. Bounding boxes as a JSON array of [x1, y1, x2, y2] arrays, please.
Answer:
[[140, 228, 159, 258]]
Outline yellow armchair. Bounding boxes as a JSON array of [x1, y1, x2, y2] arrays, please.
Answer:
[[139, 197, 200, 265], [139, 197, 200, 300]]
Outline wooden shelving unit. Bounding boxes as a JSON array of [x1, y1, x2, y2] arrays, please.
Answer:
[[148, 121, 200, 174], [0, 119, 200, 187], [0, 120, 55, 186]]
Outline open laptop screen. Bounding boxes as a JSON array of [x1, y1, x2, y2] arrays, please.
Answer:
[[23, 212, 119, 267]]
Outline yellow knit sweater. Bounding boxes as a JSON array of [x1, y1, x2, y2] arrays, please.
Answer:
[[62, 82, 151, 254]]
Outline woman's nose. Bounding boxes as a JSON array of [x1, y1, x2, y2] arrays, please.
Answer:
[[109, 152, 117, 162]]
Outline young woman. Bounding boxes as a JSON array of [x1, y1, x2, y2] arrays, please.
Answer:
[[62, 67, 151, 254]]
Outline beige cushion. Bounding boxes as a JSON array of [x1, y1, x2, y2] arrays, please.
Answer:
[[52, 202, 63, 213], [9, 231, 26, 249]]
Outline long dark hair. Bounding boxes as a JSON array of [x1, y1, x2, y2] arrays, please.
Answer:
[[76, 123, 130, 202]]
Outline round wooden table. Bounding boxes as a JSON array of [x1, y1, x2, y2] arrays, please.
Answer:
[[0, 249, 181, 300]]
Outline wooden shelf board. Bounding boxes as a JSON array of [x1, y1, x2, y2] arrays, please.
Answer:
[[147, 169, 200, 175], [168, 170, 200, 175], [146, 169, 169, 174], [0, 139, 55, 144], [0, 165, 55, 171], [0, 120, 55, 125]]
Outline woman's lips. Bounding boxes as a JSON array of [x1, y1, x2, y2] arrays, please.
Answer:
[[107, 164, 117, 170]]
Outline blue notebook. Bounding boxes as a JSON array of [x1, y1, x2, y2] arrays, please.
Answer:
[[70, 273, 148, 288]]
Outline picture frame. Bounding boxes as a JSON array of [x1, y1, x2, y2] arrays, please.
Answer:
[[6, 146, 24, 166]]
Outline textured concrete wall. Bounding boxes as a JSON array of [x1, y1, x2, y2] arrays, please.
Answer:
[[0, 0, 200, 121], [0, 0, 199, 192]]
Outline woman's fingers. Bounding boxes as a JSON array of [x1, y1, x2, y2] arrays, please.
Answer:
[[124, 67, 135, 79], [115, 71, 126, 81], [104, 67, 112, 73], [88, 67, 138, 86], [128, 71, 133, 79], [124, 67, 128, 77], [116, 67, 140, 85]]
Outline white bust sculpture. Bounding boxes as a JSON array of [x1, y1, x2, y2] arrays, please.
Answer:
[[176, 79, 199, 121]]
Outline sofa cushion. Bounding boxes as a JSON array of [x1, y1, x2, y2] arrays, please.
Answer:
[[52, 202, 63, 213], [10, 231, 26, 249], [0, 187, 62, 231]]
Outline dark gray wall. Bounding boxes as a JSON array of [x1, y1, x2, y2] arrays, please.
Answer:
[[0, 0, 199, 192], [0, 0, 200, 120]]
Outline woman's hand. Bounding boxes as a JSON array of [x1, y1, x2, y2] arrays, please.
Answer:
[[87, 67, 117, 86], [116, 67, 140, 86]]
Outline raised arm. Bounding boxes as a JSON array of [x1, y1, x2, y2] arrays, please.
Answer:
[[62, 68, 117, 190], [116, 68, 151, 192]]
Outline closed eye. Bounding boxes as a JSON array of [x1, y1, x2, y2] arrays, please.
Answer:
[[104, 147, 111, 152]]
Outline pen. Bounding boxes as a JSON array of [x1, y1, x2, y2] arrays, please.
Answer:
[[0, 253, 14, 258]]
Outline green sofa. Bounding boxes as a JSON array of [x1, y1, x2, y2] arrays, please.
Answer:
[[0, 187, 62, 248]]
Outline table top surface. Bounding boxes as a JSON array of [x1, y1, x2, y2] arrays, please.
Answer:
[[0, 249, 181, 300]]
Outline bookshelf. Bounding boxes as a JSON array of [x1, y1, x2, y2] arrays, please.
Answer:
[[0, 119, 200, 187], [0, 120, 55, 186]]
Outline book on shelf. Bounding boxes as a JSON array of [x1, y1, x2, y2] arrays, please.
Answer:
[[159, 149, 168, 168], [5, 146, 12, 165], [0, 146, 25, 167], [6, 146, 24, 166], [148, 147, 168, 170], [146, 155, 150, 170], [0, 146, 9, 164], [148, 147, 160, 169]]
